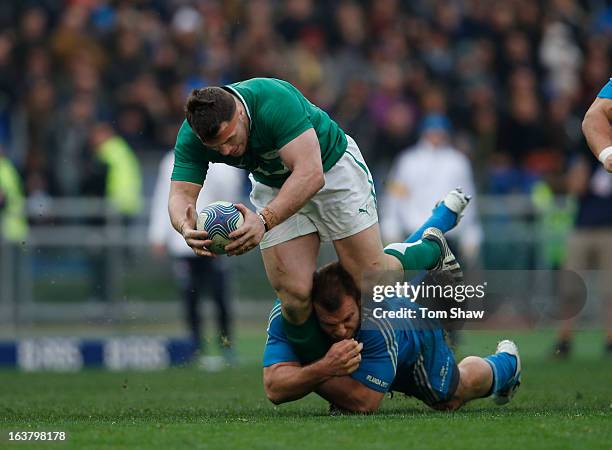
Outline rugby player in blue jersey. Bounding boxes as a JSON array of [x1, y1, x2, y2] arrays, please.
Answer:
[[583, 77, 612, 173], [262, 200, 521, 413], [553, 78, 612, 356]]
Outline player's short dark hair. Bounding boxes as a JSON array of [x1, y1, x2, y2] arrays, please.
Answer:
[[184, 87, 236, 142], [311, 262, 361, 313]]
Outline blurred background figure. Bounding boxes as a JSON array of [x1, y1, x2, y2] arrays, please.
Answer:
[[149, 151, 244, 369], [0, 145, 28, 243], [380, 115, 482, 267], [82, 122, 143, 302], [87, 122, 143, 220], [554, 156, 612, 358], [0, 144, 28, 307]]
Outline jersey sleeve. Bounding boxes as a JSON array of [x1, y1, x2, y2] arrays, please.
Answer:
[[171, 120, 210, 184], [350, 326, 398, 393], [262, 302, 299, 367], [261, 84, 314, 150], [597, 78, 612, 99]]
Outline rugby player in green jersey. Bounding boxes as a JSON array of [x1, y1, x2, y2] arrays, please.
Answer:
[[168, 78, 469, 362]]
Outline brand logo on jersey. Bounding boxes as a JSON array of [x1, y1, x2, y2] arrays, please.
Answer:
[[366, 374, 389, 388]]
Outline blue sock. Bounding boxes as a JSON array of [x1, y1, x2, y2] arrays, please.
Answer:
[[484, 352, 518, 395], [405, 203, 457, 243]]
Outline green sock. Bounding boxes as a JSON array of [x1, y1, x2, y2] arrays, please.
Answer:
[[384, 239, 441, 271], [282, 312, 331, 364]]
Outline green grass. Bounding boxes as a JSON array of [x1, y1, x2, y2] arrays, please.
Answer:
[[1, 328, 611, 449]]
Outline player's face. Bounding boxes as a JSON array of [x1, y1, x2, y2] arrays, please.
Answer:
[[203, 107, 249, 157], [315, 295, 361, 342]]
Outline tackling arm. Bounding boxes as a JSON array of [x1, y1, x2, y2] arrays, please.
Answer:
[[263, 361, 333, 404], [582, 97, 612, 172], [263, 338, 383, 413], [264, 360, 384, 413], [263, 339, 363, 405], [263, 363, 383, 413], [316, 375, 384, 413]]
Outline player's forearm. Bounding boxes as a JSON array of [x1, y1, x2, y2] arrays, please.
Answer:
[[168, 192, 193, 234], [315, 376, 382, 413], [264, 361, 332, 405], [582, 103, 612, 158], [263, 167, 324, 229], [168, 182, 200, 234]]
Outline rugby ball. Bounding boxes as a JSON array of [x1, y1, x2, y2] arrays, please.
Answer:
[[196, 201, 245, 254]]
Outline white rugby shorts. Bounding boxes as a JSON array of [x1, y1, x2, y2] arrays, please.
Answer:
[[249, 135, 378, 249]]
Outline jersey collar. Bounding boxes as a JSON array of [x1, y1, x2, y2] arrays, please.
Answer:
[[222, 85, 252, 130]]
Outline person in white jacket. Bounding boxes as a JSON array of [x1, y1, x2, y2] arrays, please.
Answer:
[[149, 151, 244, 364], [380, 115, 483, 267]]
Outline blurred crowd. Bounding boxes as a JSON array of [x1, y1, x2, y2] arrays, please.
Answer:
[[0, 0, 610, 352], [0, 0, 611, 203]]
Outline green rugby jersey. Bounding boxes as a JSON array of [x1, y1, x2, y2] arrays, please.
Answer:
[[172, 78, 347, 188]]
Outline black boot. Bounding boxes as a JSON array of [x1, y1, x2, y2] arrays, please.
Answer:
[[552, 339, 571, 358]]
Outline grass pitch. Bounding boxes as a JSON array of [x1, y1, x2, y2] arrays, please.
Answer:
[[1, 328, 611, 449]]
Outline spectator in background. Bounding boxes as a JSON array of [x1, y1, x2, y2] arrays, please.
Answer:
[[381, 115, 482, 266], [0, 32, 17, 153], [0, 0, 608, 199], [0, 146, 27, 244], [0, 146, 28, 305], [11, 77, 56, 186], [539, 21, 583, 98], [87, 122, 143, 219], [81, 123, 142, 303], [498, 68, 547, 167], [149, 152, 243, 368], [333, 77, 374, 161], [368, 62, 416, 179], [51, 95, 97, 197], [371, 100, 415, 181]]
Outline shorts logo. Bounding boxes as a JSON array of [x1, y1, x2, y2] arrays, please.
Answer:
[[359, 204, 371, 216]]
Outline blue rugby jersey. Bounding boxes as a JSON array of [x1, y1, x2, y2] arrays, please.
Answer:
[[597, 78, 612, 98], [263, 299, 447, 394]]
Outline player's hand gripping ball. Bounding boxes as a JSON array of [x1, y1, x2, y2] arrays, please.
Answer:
[[196, 201, 245, 254]]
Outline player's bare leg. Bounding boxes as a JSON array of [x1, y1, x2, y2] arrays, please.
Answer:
[[559, 322, 574, 340], [333, 222, 457, 280], [333, 223, 399, 276], [435, 356, 493, 411], [261, 232, 320, 325], [437, 340, 521, 411], [335, 189, 471, 287], [334, 223, 450, 298], [261, 232, 332, 362]]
